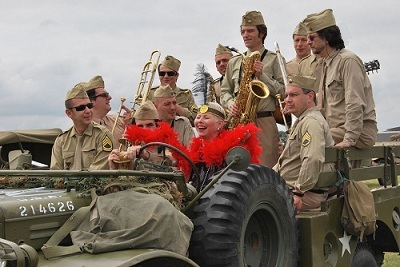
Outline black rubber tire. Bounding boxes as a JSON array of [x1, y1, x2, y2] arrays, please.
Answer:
[[351, 242, 379, 267], [189, 164, 299, 267]]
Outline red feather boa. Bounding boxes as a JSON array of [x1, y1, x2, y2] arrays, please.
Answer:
[[124, 122, 262, 181], [187, 123, 261, 167], [124, 122, 191, 179]]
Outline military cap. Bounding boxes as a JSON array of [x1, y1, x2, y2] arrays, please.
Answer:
[[302, 9, 336, 33], [133, 100, 160, 120], [154, 85, 175, 98], [161, 55, 181, 73], [287, 74, 317, 92], [198, 102, 226, 120], [65, 82, 89, 101], [293, 22, 307, 36], [86, 75, 105, 91], [215, 44, 233, 56], [241, 11, 266, 27]]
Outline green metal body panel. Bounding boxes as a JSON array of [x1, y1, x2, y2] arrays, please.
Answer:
[[0, 188, 91, 249]]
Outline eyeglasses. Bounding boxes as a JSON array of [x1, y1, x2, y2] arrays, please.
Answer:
[[307, 34, 319, 41], [94, 92, 110, 98], [159, 71, 177, 77], [70, 103, 93, 111]]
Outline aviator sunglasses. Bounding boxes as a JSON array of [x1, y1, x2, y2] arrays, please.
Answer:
[[159, 71, 177, 77], [94, 92, 110, 98], [70, 102, 94, 111]]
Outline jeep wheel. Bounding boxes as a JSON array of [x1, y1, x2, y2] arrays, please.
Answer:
[[351, 242, 378, 267], [189, 164, 299, 267]]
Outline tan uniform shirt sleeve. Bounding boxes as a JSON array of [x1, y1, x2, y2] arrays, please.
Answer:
[[86, 126, 114, 170], [173, 117, 195, 147], [294, 118, 328, 192]]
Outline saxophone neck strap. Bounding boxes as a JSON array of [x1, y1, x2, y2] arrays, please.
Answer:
[[238, 49, 268, 87]]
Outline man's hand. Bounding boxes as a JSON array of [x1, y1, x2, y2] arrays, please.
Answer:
[[229, 102, 239, 116], [335, 140, 352, 148], [293, 195, 302, 213], [253, 60, 264, 79]]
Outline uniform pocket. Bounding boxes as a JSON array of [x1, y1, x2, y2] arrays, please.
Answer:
[[62, 152, 75, 169]]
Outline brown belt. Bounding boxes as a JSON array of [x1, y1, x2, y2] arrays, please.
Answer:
[[309, 189, 328, 194], [256, 111, 273, 118]]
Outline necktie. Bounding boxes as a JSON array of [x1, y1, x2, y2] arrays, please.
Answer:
[[73, 135, 83, 170], [317, 62, 327, 113]]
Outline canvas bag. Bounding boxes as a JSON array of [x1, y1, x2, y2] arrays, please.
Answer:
[[341, 180, 377, 241], [42, 188, 193, 259]]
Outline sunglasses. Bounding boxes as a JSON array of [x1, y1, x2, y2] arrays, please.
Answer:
[[159, 71, 177, 77], [94, 92, 110, 98], [307, 34, 319, 41], [71, 102, 93, 111]]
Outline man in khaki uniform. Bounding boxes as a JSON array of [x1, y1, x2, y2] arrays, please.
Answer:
[[302, 9, 377, 148], [274, 74, 335, 211], [85, 75, 129, 144], [148, 55, 197, 126], [153, 85, 194, 146], [286, 22, 311, 75], [220, 10, 285, 167], [207, 44, 233, 104], [51, 83, 113, 170]]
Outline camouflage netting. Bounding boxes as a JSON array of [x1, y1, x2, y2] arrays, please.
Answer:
[[0, 176, 183, 210], [0, 176, 64, 189]]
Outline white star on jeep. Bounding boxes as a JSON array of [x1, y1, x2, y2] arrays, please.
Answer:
[[339, 231, 352, 256]]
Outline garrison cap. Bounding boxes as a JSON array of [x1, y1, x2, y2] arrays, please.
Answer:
[[154, 85, 175, 98], [302, 9, 336, 33], [133, 100, 160, 120], [161, 55, 181, 73], [293, 22, 307, 36], [65, 83, 89, 101], [215, 44, 233, 56], [241, 11, 266, 27], [287, 74, 317, 92], [198, 102, 226, 120], [86, 75, 105, 91]]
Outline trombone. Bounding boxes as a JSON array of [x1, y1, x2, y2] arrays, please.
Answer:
[[131, 50, 161, 111], [274, 42, 291, 132]]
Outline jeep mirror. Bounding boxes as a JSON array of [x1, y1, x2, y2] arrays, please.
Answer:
[[225, 146, 251, 172]]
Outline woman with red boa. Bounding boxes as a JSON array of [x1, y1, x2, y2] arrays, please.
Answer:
[[121, 102, 262, 192], [188, 103, 261, 191]]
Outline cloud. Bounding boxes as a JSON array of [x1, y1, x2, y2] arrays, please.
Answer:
[[0, 0, 398, 132]]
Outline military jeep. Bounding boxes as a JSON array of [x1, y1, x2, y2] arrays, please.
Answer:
[[0, 129, 400, 266]]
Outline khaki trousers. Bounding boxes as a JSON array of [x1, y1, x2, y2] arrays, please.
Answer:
[[256, 116, 279, 168]]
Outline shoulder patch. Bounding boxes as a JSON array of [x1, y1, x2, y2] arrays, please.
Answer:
[[301, 131, 311, 147], [102, 135, 113, 152]]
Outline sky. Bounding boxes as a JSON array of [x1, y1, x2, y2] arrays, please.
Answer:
[[0, 0, 398, 133]]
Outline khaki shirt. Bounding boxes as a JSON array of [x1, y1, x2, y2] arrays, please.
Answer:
[[274, 107, 335, 192], [207, 77, 223, 104], [148, 85, 197, 125], [50, 122, 113, 170], [298, 54, 323, 92], [286, 57, 300, 75], [93, 114, 125, 145], [220, 47, 285, 112], [172, 116, 195, 147], [322, 49, 377, 146]]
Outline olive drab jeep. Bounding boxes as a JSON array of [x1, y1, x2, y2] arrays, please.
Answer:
[[0, 129, 400, 266]]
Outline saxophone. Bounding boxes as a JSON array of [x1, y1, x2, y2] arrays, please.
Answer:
[[227, 51, 270, 130]]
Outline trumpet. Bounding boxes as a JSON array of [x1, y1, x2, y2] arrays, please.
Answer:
[[131, 50, 161, 112], [111, 97, 129, 135]]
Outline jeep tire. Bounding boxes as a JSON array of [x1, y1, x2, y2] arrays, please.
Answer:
[[189, 164, 299, 267]]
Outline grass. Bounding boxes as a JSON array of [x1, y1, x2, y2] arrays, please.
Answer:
[[363, 179, 400, 266]]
